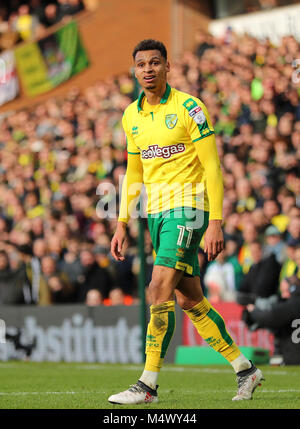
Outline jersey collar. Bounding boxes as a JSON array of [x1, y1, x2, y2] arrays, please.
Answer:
[[137, 83, 171, 112]]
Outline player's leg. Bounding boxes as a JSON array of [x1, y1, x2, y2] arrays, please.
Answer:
[[175, 276, 246, 367], [136, 208, 206, 391], [175, 276, 265, 400], [108, 264, 183, 404], [138, 265, 183, 389]]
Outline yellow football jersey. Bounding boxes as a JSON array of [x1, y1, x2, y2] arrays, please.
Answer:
[[122, 84, 219, 215]]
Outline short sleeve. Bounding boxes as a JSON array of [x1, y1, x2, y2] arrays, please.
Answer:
[[182, 97, 214, 143], [122, 113, 140, 155]]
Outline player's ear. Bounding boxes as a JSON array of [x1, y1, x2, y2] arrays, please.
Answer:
[[166, 60, 170, 73]]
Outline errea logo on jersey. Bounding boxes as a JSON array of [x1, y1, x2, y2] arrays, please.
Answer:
[[142, 144, 185, 159]]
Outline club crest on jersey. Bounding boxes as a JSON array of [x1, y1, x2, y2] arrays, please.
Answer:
[[165, 114, 178, 129], [189, 106, 206, 125]]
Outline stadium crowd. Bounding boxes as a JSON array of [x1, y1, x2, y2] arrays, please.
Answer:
[[0, 0, 85, 52], [0, 26, 299, 312]]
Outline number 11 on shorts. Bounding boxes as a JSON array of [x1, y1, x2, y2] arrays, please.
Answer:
[[177, 225, 193, 248]]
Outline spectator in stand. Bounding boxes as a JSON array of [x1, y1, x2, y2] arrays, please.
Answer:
[[59, 237, 83, 284], [103, 287, 134, 306], [237, 240, 281, 306], [85, 288, 103, 306], [56, 0, 73, 20], [204, 237, 243, 303], [14, 3, 41, 41], [194, 29, 215, 58], [40, 255, 73, 304], [251, 208, 269, 235], [273, 188, 296, 233], [76, 249, 113, 303], [57, 0, 84, 21], [0, 0, 86, 50], [29, 0, 45, 24], [235, 178, 257, 214], [263, 224, 286, 264], [93, 243, 119, 284], [0, 6, 9, 50], [262, 199, 281, 226], [285, 216, 300, 243], [279, 236, 299, 282], [288, 206, 300, 221], [68, 0, 85, 15], [32, 239, 48, 261], [0, 6, 8, 29], [238, 222, 259, 274], [30, 238, 48, 303], [30, 217, 44, 241], [47, 235, 65, 268], [223, 212, 243, 246], [0, 250, 25, 305], [42, 3, 61, 28], [244, 245, 300, 365], [0, 11, 20, 52]]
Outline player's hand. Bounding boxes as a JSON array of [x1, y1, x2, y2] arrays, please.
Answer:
[[111, 222, 127, 261], [204, 220, 224, 262]]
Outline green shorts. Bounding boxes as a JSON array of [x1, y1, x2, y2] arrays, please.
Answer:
[[147, 208, 209, 277]]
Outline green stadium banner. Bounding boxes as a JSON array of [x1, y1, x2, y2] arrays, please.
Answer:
[[14, 20, 89, 97]]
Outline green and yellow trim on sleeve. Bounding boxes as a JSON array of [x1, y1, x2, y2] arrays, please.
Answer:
[[183, 97, 214, 141]]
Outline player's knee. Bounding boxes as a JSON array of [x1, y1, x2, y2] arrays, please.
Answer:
[[148, 277, 159, 292], [176, 295, 196, 311], [148, 278, 163, 304], [175, 294, 186, 309], [148, 276, 173, 305]]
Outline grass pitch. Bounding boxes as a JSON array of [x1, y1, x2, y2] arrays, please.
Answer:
[[0, 362, 299, 409]]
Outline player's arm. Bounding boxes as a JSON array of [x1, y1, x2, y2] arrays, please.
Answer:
[[111, 112, 143, 262], [193, 133, 224, 261], [111, 153, 143, 261], [193, 133, 223, 220], [182, 98, 224, 261]]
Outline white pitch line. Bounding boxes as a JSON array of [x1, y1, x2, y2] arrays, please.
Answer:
[[75, 364, 288, 376], [180, 389, 300, 394], [263, 389, 300, 393], [0, 391, 106, 396], [1, 389, 300, 397], [0, 362, 291, 376], [163, 367, 289, 376]]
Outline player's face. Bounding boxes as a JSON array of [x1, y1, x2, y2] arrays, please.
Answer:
[[134, 50, 170, 91]]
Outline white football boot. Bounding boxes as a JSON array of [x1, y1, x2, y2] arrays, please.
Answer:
[[232, 362, 265, 401], [108, 380, 158, 405]]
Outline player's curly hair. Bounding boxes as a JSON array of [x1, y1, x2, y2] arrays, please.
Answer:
[[132, 39, 167, 60]]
